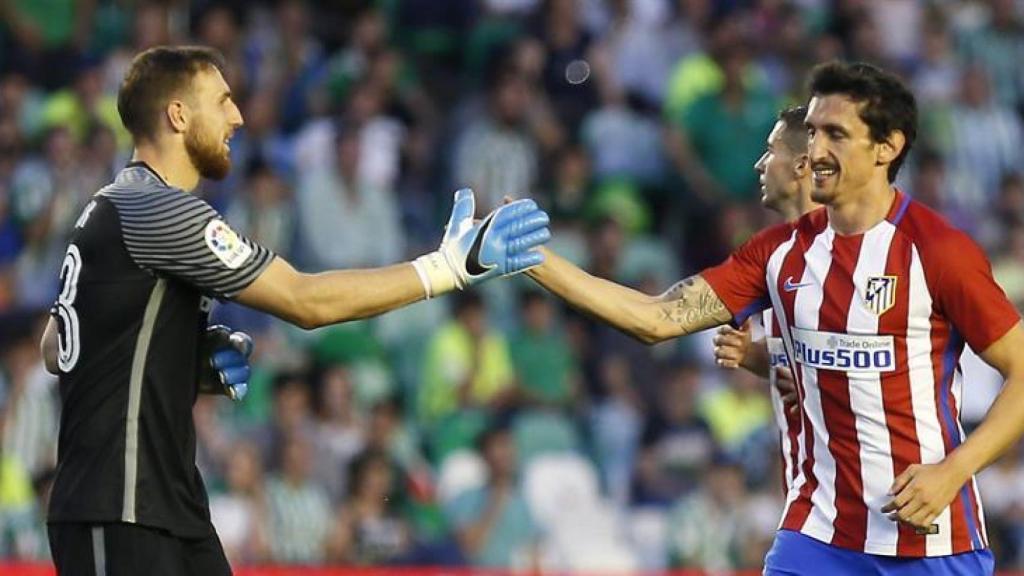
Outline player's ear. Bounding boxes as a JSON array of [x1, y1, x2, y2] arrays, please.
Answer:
[[166, 99, 189, 135], [793, 154, 810, 178], [876, 129, 906, 166]]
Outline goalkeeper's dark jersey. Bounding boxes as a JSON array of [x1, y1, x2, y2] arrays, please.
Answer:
[[47, 162, 275, 537]]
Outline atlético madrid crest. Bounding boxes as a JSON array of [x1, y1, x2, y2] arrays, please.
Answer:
[[865, 275, 898, 315]]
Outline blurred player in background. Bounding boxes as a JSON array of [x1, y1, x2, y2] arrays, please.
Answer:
[[712, 104, 820, 495], [526, 61, 1024, 575], [38, 46, 549, 576]]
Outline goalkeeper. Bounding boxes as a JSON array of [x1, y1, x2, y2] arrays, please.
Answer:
[[38, 45, 549, 576]]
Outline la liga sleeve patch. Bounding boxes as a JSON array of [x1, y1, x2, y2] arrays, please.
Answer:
[[204, 219, 252, 270]]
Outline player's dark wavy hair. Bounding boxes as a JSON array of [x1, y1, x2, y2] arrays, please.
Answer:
[[117, 46, 226, 142], [808, 61, 917, 183]]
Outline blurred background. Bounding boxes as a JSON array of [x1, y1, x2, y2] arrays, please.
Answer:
[[2, 0, 1024, 573]]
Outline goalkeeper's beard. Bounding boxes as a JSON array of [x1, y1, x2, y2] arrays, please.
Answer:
[[185, 124, 231, 181]]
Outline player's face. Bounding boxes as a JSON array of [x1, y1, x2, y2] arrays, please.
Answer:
[[805, 94, 879, 204], [754, 120, 804, 214], [184, 67, 243, 180]]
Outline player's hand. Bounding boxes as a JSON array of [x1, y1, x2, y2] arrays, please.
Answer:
[[881, 461, 969, 532], [413, 188, 550, 297], [713, 319, 753, 369], [775, 366, 799, 415], [199, 325, 253, 401]]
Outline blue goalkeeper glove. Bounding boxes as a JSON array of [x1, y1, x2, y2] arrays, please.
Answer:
[[199, 325, 253, 401], [412, 188, 550, 298]]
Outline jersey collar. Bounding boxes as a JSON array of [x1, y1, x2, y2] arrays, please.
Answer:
[[125, 161, 170, 188], [886, 188, 912, 226]]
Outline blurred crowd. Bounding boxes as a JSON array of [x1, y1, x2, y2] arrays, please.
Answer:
[[4, 0, 1024, 571]]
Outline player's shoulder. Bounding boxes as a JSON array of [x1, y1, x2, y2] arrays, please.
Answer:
[[743, 211, 815, 251], [743, 206, 827, 252], [795, 206, 829, 237], [100, 165, 215, 220], [733, 223, 791, 265], [895, 195, 992, 280], [897, 195, 980, 254], [102, 164, 189, 199]]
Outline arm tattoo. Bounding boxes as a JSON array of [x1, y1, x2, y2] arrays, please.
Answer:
[[657, 275, 730, 333]]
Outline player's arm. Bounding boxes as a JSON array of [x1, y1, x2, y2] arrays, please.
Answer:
[[235, 190, 548, 329], [525, 246, 731, 344], [41, 316, 59, 375], [236, 259, 426, 329], [121, 188, 547, 330], [885, 324, 1024, 529], [950, 324, 1024, 473], [885, 232, 1024, 530]]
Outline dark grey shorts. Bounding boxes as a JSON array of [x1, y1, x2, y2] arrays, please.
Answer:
[[48, 522, 232, 576]]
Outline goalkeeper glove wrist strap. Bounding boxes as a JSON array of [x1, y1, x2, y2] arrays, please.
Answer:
[[412, 251, 460, 299]]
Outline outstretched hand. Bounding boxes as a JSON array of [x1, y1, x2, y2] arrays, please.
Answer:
[[412, 189, 551, 298]]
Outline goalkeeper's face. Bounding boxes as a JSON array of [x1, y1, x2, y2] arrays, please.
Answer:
[[754, 120, 804, 215], [184, 67, 243, 180]]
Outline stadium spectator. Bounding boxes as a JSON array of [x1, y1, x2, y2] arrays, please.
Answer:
[[590, 353, 643, 506], [445, 424, 538, 568], [667, 453, 751, 571], [209, 441, 271, 566], [418, 291, 516, 462], [453, 68, 541, 214], [256, 373, 316, 471], [265, 433, 333, 564], [698, 366, 772, 454], [631, 363, 715, 507], [669, 43, 780, 204], [509, 290, 577, 409], [944, 64, 1024, 223], [0, 316, 56, 478], [311, 363, 367, 504], [296, 123, 404, 270], [326, 449, 411, 565]]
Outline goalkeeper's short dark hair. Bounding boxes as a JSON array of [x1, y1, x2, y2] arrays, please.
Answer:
[[117, 46, 226, 142]]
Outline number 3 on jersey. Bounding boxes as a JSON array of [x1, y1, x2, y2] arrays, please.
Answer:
[[56, 244, 82, 372]]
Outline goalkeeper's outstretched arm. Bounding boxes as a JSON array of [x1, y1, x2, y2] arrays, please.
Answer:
[[526, 246, 732, 344], [237, 189, 549, 330]]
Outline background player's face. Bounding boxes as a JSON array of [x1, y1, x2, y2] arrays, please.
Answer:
[[805, 94, 880, 204], [754, 120, 805, 214], [183, 67, 243, 180]]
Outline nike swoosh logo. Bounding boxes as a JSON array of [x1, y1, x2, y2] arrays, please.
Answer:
[[466, 214, 495, 276], [783, 276, 813, 292]]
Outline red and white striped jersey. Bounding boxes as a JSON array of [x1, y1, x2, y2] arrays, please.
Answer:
[[704, 190, 1019, 557], [764, 309, 802, 496]]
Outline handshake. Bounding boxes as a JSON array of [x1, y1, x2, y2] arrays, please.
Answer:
[[201, 188, 550, 403], [412, 188, 551, 298]]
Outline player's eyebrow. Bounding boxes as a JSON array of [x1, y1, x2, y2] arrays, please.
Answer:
[[805, 119, 849, 137], [823, 122, 849, 136]]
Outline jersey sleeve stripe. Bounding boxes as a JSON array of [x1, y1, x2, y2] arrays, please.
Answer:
[[105, 178, 276, 300]]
